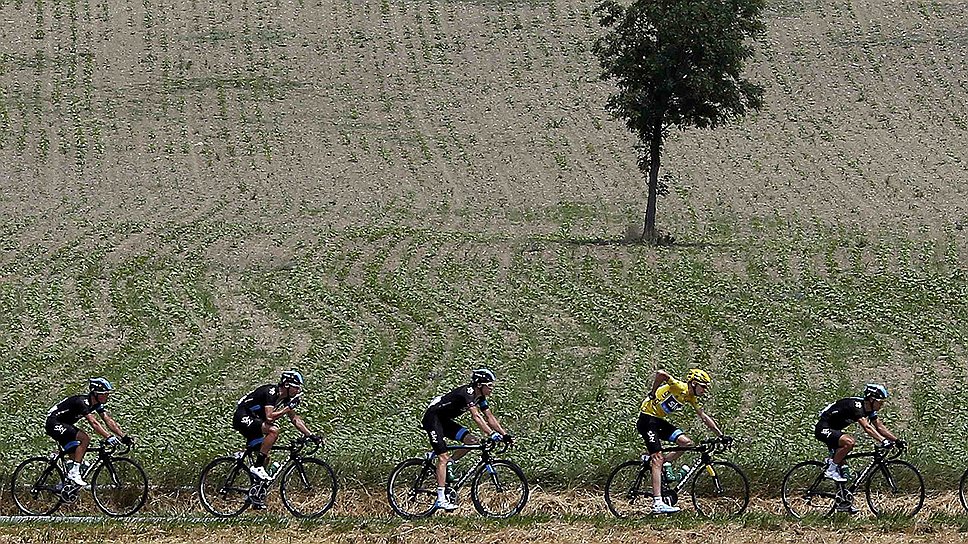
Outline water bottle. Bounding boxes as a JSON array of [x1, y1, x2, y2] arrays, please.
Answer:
[[662, 461, 676, 482], [678, 464, 691, 480], [268, 462, 281, 478]]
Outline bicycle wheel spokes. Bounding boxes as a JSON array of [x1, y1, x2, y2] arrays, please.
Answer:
[[91, 458, 149, 517], [470, 460, 529, 518], [604, 461, 655, 519], [690, 461, 750, 518], [387, 458, 437, 519], [781, 461, 837, 519], [865, 460, 924, 517], [199, 457, 251, 517], [279, 458, 338, 518], [11, 457, 64, 516]]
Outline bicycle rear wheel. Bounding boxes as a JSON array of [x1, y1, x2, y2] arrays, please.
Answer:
[[690, 461, 749, 518], [470, 460, 529, 518], [781, 460, 837, 519], [91, 457, 149, 517], [387, 458, 437, 519], [10, 457, 64, 516], [198, 457, 251, 517], [960, 467, 968, 513], [865, 460, 924, 517], [279, 457, 337, 518], [604, 460, 655, 519]]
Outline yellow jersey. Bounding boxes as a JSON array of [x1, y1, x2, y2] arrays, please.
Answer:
[[640, 378, 701, 418]]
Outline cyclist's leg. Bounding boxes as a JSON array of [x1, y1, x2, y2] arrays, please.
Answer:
[[72, 430, 90, 463], [637, 414, 666, 499], [421, 415, 451, 488], [448, 421, 477, 463], [832, 434, 855, 465], [232, 409, 267, 462], [256, 422, 280, 467], [663, 430, 694, 464]]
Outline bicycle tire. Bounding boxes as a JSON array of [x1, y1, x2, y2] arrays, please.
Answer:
[[690, 460, 749, 518], [91, 457, 149, 517], [960, 467, 968, 513], [864, 459, 924, 517], [10, 457, 64, 516], [470, 459, 529, 518], [604, 460, 655, 519], [781, 460, 837, 519], [279, 457, 337, 518], [387, 458, 437, 519], [198, 457, 251, 517]]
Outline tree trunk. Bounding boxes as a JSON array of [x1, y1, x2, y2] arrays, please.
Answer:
[[643, 122, 663, 243]]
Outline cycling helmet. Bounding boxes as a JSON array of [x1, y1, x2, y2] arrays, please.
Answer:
[[280, 369, 305, 387], [686, 368, 712, 386], [471, 368, 496, 386], [863, 383, 889, 400], [89, 377, 114, 394]]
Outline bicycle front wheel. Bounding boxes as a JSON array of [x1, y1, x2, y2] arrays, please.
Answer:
[[604, 461, 654, 519], [865, 459, 924, 517], [198, 457, 251, 517], [387, 458, 437, 519], [781, 460, 836, 519], [960, 467, 968, 513], [690, 461, 749, 518], [470, 460, 529, 518], [11, 457, 64, 516], [279, 457, 337, 518], [91, 457, 149, 517]]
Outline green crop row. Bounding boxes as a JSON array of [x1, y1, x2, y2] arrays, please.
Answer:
[[1, 219, 967, 490]]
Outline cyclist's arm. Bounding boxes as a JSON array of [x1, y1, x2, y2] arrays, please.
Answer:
[[288, 412, 312, 436], [872, 418, 898, 441], [857, 417, 889, 443], [99, 411, 126, 438], [695, 406, 724, 436], [468, 405, 497, 436], [482, 408, 507, 436], [84, 412, 112, 440], [264, 404, 288, 422], [650, 370, 672, 397]]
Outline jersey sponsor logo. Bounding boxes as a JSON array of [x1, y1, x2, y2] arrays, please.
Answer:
[[269, 387, 276, 395], [54, 424, 66, 434], [647, 431, 656, 442], [429, 430, 439, 442], [820, 428, 832, 437], [853, 401, 862, 410], [660, 395, 685, 414], [241, 415, 253, 425]]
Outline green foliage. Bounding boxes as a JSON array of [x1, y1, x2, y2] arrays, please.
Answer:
[[2, 221, 968, 490]]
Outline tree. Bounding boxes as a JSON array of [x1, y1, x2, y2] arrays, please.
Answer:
[[594, 0, 766, 243]]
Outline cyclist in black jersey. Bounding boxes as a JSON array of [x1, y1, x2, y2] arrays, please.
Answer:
[[44, 378, 133, 487], [815, 383, 903, 482], [233, 369, 320, 481], [421, 368, 512, 512]]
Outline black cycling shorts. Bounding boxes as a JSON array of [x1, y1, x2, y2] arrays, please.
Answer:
[[421, 413, 469, 455], [636, 413, 683, 454], [232, 407, 267, 448], [45, 417, 82, 452], [814, 423, 845, 451]]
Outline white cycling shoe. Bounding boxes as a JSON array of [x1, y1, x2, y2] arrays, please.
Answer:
[[435, 499, 459, 512], [249, 466, 271, 481], [823, 463, 847, 483], [652, 501, 680, 514]]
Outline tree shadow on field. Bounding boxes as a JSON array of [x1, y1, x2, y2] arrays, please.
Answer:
[[538, 236, 736, 250]]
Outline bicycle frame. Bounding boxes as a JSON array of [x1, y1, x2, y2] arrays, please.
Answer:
[[427, 441, 505, 492], [650, 439, 730, 496], [825, 446, 903, 504], [228, 439, 323, 495]]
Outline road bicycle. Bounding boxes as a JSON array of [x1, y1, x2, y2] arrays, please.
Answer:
[[198, 436, 337, 518], [781, 443, 924, 518], [604, 436, 749, 518], [10, 441, 148, 517], [387, 440, 528, 518]]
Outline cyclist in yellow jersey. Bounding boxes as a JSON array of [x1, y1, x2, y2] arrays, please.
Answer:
[[637, 368, 729, 514]]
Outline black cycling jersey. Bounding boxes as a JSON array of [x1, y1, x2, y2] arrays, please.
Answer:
[[424, 384, 489, 421], [236, 385, 281, 417], [46, 395, 105, 425], [817, 397, 878, 430]]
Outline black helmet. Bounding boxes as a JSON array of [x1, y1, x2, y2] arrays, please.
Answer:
[[89, 377, 114, 394], [280, 369, 305, 387], [471, 368, 496, 386], [863, 383, 889, 400]]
